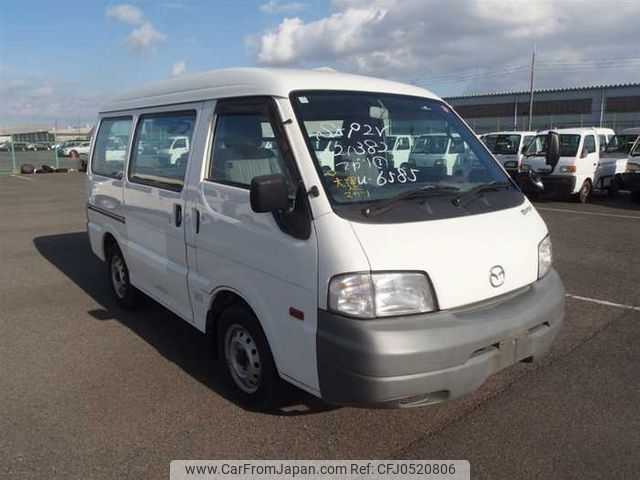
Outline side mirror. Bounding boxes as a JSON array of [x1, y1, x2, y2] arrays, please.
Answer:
[[250, 174, 289, 213], [546, 131, 560, 170]]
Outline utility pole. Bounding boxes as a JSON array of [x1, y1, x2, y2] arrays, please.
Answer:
[[527, 45, 536, 131]]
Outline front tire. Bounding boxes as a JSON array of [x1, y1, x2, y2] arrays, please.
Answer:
[[107, 244, 140, 309], [574, 179, 592, 203], [219, 304, 280, 411]]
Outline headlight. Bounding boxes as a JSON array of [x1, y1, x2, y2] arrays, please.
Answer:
[[521, 164, 531, 172], [559, 165, 577, 173], [538, 235, 552, 279], [328, 272, 437, 318], [504, 161, 518, 169]]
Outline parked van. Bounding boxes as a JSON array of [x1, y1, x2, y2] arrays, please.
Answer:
[[481, 131, 536, 173], [87, 68, 564, 410], [520, 127, 627, 203], [620, 134, 640, 202]]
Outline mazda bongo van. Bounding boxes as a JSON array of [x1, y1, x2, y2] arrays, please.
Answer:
[[86, 68, 564, 410]]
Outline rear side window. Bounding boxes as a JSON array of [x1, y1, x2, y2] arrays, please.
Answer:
[[129, 111, 196, 191], [208, 113, 287, 187], [583, 135, 596, 154], [92, 117, 132, 178]]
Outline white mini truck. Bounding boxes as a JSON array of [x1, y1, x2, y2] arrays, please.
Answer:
[[86, 68, 564, 410], [481, 131, 537, 174], [519, 128, 628, 203]]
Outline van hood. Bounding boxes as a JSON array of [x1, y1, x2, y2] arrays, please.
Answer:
[[348, 202, 548, 310]]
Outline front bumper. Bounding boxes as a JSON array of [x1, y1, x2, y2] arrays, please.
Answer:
[[317, 269, 564, 408], [517, 172, 575, 196]]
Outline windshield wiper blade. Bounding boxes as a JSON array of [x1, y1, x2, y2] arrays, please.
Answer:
[[362, 185, 460, 217], [452, 181, 513, 208]]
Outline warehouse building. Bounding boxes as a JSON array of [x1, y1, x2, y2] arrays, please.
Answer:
[[0, 126, 92, 144], [444, 83, 640, 134]]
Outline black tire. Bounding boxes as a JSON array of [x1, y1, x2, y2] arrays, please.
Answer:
[[218, 304, 280, 411], [607, 175, 622, 197], [20, 164, 35, 174], [574, 179, 592, 203], [106, 244, 140, 309], [631, 191, 640, 203]]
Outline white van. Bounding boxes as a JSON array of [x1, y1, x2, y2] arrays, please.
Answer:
[[520, 127, 627, 203], [481, 131, 537, 173], [86, 68, 564, 410]]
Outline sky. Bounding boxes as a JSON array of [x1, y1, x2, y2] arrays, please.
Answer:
[[0, 0, 639, 126]]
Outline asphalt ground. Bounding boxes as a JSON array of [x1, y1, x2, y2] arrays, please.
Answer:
[[1, 173, 639, 479]]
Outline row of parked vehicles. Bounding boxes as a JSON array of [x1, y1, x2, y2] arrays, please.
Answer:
[[0, 139, 91, 156], [480, 127, 640, 203]]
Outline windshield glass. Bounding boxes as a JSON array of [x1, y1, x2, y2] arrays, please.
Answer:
[[291, 91, 510, 205], [483, 134, 521, 154], [631, 139, 640, 156], [525, 134, 581, 157], [605, 135, 638, 155]]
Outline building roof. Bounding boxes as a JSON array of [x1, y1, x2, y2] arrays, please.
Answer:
[[444, 82, 640, 101], [101, 67, 439, 113]]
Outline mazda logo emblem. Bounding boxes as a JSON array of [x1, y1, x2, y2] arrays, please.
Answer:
[[489, 266, 505, 287]]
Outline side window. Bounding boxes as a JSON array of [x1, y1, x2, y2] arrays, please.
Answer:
[[174, 138, 186, 149], [208, 112, 287, 187], [522, 135, 535, 153], [396, 137, 410, 150], [583, 135, 596, 154], [91, 117, 132, 178], [129, 111, 196, 191]]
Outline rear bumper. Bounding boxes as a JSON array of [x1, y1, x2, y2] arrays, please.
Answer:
[[316, 269, 564, 408]]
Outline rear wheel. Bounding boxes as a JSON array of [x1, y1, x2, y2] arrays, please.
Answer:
[[219, 304, 279, 411], [607, 175, 622, 197], [574, 179, 592, 203], [107, 244, 140, 309]]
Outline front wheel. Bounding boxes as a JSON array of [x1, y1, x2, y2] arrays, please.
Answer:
[[219, 304, 280, 411], [574, 179, 592, 203]]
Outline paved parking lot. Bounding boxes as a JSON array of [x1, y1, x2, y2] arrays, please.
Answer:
[[1, 173, 639, 479]]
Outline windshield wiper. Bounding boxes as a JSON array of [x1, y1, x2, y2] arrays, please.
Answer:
[[452, 181, 513, 208], [362, 185, 460, 217]]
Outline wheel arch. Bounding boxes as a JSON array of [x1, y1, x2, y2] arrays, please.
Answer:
[[206, 288, 260, 361]]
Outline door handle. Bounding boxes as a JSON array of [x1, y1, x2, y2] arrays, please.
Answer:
[[195, 208, 200, 234], [174, 204, 182, 227]]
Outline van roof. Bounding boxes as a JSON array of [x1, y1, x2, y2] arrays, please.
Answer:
[[537, 127, 599, 136], [100, 67, 440, 113], [482, 131, 537, 136]]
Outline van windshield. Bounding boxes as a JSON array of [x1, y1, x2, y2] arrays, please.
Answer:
[[291, 91, 512, 207], [482, 134, 521, 154], [525, 134, 581, 157]]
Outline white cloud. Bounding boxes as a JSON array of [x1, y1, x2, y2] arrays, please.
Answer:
[[30, 85, 53, 98], [172, 60, 187, 77], [106, 4, 144, 25], [126, 22, 167, 51], [250, 0, 640, 94], [260, 1, 304, 15], [107, 4, 167, 52]]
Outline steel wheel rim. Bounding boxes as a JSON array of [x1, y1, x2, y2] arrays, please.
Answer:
[[224, 324, 262, 394], [581, 182, 590, 201], [111, 255, 127, 299]]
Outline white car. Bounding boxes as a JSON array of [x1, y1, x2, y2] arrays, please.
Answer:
[[87, 68, 564, 410], [158, 136, 189, 164], [63, 141, 91, 156]]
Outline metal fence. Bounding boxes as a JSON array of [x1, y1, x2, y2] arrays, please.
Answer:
[[0, 136, 86, 174]]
